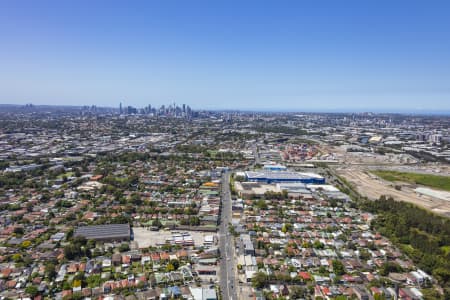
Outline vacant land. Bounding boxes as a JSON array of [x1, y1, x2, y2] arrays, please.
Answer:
[[372, 170, 450, 192], [336, 167, 450, 216]]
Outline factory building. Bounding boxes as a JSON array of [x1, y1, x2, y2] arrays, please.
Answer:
[[263, 164, 287, 171], [245, 170, 325, 184], [74, 223, 131, 242]]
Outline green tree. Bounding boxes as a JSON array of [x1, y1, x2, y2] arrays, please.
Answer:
[[119, 243, 130, 252], [252, 272, 268, 289], [166, 262, 175, 272], [170, 259, 180, 270], [359, 248, 371, 260], [313, 240, 324, 249], [332, 260, 345, 276], [374, 293, 386, 300], [318, 266, 328, 275], [256, 199, 268, 210], [25, 285, 39, 297], [380, 262, 403, 276], [291, 286, 307, 298], [130, 192, 142, 205], [45, 263, 57, 279], [12, 253, 22, 263], [433, 268, 450, 285], [13, 227, 24, 235]]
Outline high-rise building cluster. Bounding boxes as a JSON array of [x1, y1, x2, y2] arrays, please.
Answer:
[[118, 102, 193, 118]]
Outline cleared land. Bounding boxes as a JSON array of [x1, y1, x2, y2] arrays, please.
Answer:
[[336, 167, 450, 216], [371, 170, 450, 192]]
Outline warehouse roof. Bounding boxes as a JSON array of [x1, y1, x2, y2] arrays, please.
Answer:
[[74, 223, 130, 240], [245, 170, 324, 182]]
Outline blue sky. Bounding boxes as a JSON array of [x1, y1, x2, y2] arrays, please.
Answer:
[[1, 1, 450, 112]]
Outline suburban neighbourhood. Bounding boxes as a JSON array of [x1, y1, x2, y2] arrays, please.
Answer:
[[0, 107, 449, 299]]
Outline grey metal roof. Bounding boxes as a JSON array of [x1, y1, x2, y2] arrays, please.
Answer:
[[74, 223, 130, 240]]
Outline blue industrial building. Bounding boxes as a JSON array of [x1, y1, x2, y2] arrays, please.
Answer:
[[263, 164, 287, 171], [245, 170, 325, 184]]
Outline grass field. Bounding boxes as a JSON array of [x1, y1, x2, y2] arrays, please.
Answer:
[[372, 170, 450, 192]]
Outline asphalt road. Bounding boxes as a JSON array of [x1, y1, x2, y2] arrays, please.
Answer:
[[252, 142, 260, 166], [219, 171, 238, 300]]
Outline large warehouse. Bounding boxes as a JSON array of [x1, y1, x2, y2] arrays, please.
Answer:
[[74, 223, 131, 242], [245, 170, 325, 184]]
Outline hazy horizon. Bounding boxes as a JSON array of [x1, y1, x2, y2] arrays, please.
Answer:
[[2, 102, 450, 116]]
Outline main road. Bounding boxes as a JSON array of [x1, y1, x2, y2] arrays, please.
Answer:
[[219, 171, 238, 300], [252, 142, 260, 166]]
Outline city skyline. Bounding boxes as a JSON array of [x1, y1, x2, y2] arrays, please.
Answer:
[[1, 1, 450, 111]]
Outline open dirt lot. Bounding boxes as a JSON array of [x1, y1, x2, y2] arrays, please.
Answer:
[[336, 166, 450, 216], [133, 227, 216, 248]]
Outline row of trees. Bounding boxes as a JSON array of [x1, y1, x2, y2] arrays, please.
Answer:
[[253, 125, 308, 136], [251, 271, 308, 289], [64, 236, 95, 260], [179, 216, 201, 226]]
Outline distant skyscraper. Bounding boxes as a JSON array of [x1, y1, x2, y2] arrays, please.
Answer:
[[119, 102, 123, 114]]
